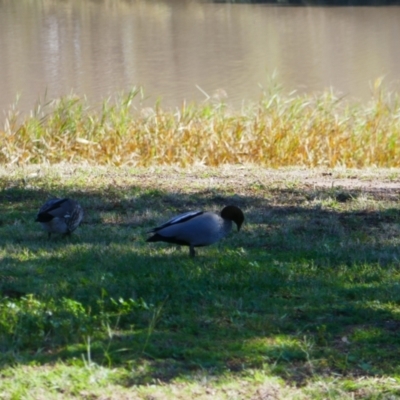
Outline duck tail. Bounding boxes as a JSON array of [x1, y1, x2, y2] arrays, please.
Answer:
[[146, 234, 163, 243], [35, 213, 53, 223]]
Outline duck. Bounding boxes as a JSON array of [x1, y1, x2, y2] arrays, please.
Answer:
[[35, 198, 84, 238], [146, 205, 244, 257]]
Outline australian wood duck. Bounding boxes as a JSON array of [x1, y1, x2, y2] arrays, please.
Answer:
[[146, 205, 244, 257], [35, 198, 84, 238]]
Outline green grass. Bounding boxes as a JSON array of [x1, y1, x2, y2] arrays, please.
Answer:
[[1, 165, 400, 398], [1, 79, 400, 168]]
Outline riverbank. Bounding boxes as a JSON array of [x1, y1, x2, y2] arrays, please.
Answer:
[[1, 164, 400, 398], [2, 82, 400, 168]]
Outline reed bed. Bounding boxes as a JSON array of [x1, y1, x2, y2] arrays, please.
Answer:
[[1, 81, 400, 167]]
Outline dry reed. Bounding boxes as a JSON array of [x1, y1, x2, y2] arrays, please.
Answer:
[[1, 81, 400, 167]]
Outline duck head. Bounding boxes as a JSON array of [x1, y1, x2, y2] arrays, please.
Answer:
[[221, 205, 244, 231]]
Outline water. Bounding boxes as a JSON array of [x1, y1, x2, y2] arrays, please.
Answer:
[[1, 0, 400, 121]]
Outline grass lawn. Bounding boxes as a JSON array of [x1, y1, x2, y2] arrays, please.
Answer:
[[1, 164, 400, 399]]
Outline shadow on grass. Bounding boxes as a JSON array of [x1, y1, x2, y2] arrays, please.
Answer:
[[1, 174, 400, 386]]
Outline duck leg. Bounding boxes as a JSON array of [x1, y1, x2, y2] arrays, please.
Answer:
[[189, 245, 196, 258]]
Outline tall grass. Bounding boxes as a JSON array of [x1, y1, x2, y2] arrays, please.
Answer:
[[1, 80, 400, 167]]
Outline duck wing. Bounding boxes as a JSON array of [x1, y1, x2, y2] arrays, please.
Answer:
[[36, 198, 69, 222], [149, 210, 203, 233]]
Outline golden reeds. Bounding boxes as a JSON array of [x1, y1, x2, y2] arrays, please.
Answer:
[[1, 82, 400, 167]]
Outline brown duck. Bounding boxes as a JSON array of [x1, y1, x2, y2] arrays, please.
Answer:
[[36, 198, 84, 238]]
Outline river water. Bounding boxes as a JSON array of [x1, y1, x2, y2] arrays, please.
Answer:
[[1, 0, 400, 121]]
